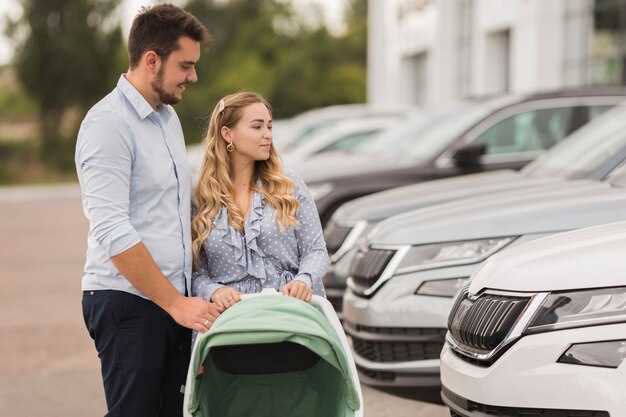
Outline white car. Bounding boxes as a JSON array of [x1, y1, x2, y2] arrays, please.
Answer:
[[276, 104, 412, 151], [281, 117, 400, 165], [341, 102, 626, 389], [441, 220, 626, 417]]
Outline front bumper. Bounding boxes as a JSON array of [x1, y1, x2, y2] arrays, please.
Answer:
[[344, 320, 443, 387], [440, 323, 626, 416], [342, 267, 476, 387]]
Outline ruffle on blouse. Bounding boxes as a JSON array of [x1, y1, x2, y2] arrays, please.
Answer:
[[212, 191, 267, 282]]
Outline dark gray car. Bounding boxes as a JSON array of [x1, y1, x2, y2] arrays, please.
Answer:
[[301, 88, 626, 227], [321, 92, 626, 314]]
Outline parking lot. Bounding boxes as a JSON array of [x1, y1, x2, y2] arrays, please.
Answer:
[[0, 186, 448, 417]]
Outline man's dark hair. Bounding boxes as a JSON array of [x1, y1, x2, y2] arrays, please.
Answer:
[[128, 4, 209, 69]]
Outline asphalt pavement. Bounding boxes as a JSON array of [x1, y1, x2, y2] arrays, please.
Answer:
[[0, 184, 448, 417]]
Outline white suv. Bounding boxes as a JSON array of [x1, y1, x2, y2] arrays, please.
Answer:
[[441, 220, 626, 416]]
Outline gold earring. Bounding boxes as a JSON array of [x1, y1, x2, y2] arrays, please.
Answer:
[[226, 142, 235, 152]]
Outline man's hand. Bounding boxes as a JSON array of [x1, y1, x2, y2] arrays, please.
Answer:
[[211, 287, 241, 310], [166, 295, 223, 333], [282, 280, 312, 301]]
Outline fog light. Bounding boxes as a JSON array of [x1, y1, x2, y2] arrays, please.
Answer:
[[558, 340, 626, 368]]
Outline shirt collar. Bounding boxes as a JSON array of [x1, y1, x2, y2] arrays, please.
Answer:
[[117, 74, 157, 120]]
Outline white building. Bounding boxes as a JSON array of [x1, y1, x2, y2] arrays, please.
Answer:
[[368, 0, 625, 107]]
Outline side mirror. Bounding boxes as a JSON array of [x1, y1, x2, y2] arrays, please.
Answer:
[[452, 142, 487, 170]]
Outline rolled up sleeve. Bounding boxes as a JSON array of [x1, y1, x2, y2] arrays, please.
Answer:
[[75, 112, 141, 258]]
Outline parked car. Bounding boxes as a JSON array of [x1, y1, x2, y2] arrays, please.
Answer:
[[342, 108, 626, 390], [301, 88, 625, 225], [324, 98, 626, 314], [441, 220, 626, 417], [282, 117, 400, 165], [187, 106, 410, 182], [276, 104, 412, 151]]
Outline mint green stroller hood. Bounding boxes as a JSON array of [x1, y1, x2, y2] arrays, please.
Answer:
[[183, 292, 363, 417]]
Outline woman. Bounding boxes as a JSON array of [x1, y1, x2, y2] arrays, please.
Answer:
[[191, 92, 328, 311]]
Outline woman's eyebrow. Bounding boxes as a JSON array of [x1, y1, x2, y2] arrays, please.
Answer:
[[249, 119, 272, 124]]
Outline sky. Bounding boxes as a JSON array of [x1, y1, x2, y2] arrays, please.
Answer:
[[0, 0, 347, 65]]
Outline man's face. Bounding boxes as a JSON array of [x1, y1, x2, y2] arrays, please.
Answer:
[[152, 36, 200, 105]]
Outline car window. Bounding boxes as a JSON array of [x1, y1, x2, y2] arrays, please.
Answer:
[[473, 106, 587, 155], [317, 129, 382, 153], [356, 104, 493, 161], [522, 103, 626, 179]]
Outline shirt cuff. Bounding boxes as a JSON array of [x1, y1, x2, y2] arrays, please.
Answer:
[[294, 273, 312, 288], [106, 224, 141, 257]]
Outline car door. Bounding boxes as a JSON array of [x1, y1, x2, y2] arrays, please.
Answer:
[[436, 97, 617, 173]]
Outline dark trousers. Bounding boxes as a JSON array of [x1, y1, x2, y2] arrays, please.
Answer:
[[82, 290, 191, 417]]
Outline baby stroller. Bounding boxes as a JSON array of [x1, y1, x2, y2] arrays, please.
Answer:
[[183, 289, 363, 417]]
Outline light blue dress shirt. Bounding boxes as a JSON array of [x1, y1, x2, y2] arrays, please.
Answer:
[[75, 75, 192, 298], [191, 174, 329, 301]]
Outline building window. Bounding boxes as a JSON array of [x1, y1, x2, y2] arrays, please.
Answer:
[[564, 0, 626, 86]]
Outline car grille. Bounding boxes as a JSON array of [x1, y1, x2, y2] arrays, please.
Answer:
[[350, 327, 447, 363], [349, 248, 396, 290], [328, 292, 343, 313], [443, 387, 609, 417], [356, 365, 396, 382], [324, 222, 353, 255], [448, 289, 529, 355]]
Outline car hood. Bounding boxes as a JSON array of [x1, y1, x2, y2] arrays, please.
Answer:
[[368, 180, 626, 245], [292, 151, 413, 183], [332, 170, 558, 224], [470, 220, 626, 294]]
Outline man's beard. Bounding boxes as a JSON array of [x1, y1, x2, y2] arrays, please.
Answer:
[[151, 66, 184, 106]]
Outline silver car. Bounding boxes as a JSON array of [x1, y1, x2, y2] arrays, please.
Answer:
[[342, 104, 626, 390]]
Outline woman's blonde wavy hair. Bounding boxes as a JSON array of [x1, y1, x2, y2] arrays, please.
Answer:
[[191, 91, 300, 263]]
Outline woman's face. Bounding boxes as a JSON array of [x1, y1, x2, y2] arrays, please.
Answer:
[[223, 102, 273, 161]]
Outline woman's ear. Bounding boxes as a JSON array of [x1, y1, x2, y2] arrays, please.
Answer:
[[221, 126, 232, 143]]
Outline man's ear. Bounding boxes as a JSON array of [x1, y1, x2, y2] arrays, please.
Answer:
[[144, 50, 161, 74]]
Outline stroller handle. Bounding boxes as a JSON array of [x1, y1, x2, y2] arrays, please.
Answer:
[[240, 288, 326, 308]]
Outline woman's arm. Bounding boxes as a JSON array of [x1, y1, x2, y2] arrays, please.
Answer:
[[292, 176, 330, 296], [191, 248, 226, 301]]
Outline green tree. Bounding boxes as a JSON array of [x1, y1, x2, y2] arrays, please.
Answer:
[[181, 0, 367, 142], [6, 0, 125, 168]]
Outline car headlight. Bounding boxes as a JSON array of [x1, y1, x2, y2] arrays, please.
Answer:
[[558, 340, 626, 368], [308, 182, 334, 200], [396, 237, 515, 273], [526, 287, 626, 334], [415, 277, 469, 297]]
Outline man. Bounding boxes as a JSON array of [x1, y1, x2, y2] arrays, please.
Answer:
[[75, 5, 221, 416]]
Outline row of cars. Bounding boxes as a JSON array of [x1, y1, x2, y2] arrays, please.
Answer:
[[284, 89, 626, 415]]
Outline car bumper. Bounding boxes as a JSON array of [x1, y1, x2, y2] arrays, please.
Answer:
[[440, 323, 626, 416], [342, 268, 473, 387]]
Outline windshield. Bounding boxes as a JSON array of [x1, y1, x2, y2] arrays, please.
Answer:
[[522, 104, 626, 179], [355, 102, 502, 162], [285, 109, 405, 151]]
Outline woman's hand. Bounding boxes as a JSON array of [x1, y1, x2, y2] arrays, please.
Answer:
[[282, 280, 312, 302], [211, 287, 241, 310]]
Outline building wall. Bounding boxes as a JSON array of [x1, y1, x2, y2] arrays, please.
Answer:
[[368, 0, 594, 107]]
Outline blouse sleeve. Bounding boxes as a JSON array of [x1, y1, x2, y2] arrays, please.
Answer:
[[291, 174, 330, 296], [191, 204, 224, 301], [191, 247, 226, 301]]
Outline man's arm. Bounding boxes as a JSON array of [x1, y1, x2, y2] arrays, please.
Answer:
[[111, 243, 220, 332], [76, 112, 220, 332]]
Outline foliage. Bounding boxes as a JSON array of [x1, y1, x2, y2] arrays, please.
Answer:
[[5, 0, 125, 167], [3, 0, 367, 181], [180, 0, 367, 142]]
